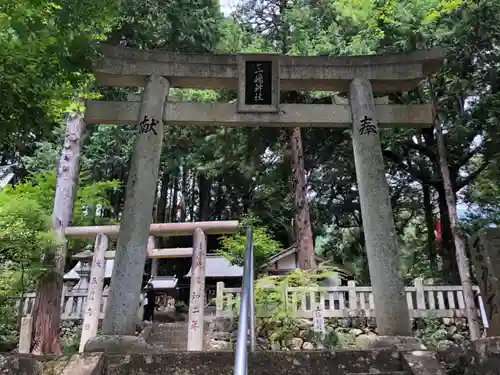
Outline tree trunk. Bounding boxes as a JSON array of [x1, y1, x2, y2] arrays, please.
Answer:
[[289, 127, 316, 270], [422, 183, 437, 272], [31, 113, 85, 354], [189, 173, 196, 221], [214, 178, 224, 220], [156, 169, 169, 223], [430, 79, 480, 340], [437, 183, 460, 283], [198, 173, 211, 221], [170, 169, 179, 222], [180, 167, 188, 222]]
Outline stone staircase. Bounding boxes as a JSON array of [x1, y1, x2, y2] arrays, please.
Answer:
[[146, 322, 189, 351]]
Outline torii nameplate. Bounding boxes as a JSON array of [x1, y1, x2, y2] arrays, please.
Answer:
[[237, 53, 280, 113]]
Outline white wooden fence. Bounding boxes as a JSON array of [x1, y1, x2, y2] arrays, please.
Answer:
[[17, 286, 110, 320], [15, 279, 484, 321], [215, 279, 483, 319]]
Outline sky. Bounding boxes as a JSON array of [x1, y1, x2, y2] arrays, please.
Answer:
[[220, 0, 236, 15]]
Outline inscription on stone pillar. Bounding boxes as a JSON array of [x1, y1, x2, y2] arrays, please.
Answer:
[[138, 115, 159, 135], [79, 233, 108, 352], [237, 53, 280, 113], [358, 115, 377, 135], [187, 228, 207, 351]]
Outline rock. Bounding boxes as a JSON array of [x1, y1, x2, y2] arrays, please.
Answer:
[[335, 327, 351, 334], [212, 331, 231, 341], [437, 339, 459, 351], [339, 318, 351, 328], [351, 317, 365, 329], [298, 330, 309, 339], [297, 319, 312, 329], [302, 342, 314, 350], [256, 337, 269, 349], [212, 317, 234, 332], [59, 353, 104, 375], [452, 333, 465, 343], [84, 335, 151, 353], [433, 328, 450, 341], [355, 333, 378, 349], [270, 342, 281, 351], [290, 337, 303, 350], [447, 325, 458, 335], [363, 335, 426, 351], [0, 355, 43, 375], [207, 339, 232, 350], [230, 331, 238, 342], [350, 328, 363, 336]]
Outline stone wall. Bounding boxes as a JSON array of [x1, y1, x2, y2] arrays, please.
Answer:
[[206, 316, 474, 351]]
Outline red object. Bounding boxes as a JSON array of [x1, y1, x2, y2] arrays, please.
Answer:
[[435, 219, 442, 243]]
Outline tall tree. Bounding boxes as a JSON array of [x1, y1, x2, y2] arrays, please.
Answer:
[[31, 113, 86, 354], [235, 0, 317, 269], [429, 77, 481, 340]]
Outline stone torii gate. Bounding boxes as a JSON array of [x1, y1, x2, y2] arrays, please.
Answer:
[[85, 46, 444, 348]]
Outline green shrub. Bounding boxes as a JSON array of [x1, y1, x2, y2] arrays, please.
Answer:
[[226, 267, 341, 347]]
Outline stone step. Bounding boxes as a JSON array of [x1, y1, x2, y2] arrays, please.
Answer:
[[104, 350, 404, 375]]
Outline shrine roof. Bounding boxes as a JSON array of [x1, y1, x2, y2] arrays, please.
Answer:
[[148, 276, 178, 290], [185, 255, 243, 278], [63, 259, 114, 280]]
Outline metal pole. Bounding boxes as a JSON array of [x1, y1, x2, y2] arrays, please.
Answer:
[[249, 236, 256, 352], [233, 226, 253, 375]]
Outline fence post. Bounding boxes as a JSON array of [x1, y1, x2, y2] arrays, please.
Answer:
[[414, 278, 426, 310], [18, 316, 33, 354], [216, 281, 225, 317], [78, 233, 108, 352], [348, 280, 357, 313], [148, 235, 158, 277]]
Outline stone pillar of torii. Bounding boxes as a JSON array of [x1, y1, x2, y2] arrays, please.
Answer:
[[77, 46, 445, 351]]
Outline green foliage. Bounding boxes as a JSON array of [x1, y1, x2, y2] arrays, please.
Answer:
[[0, 191, 55, 283], [0, 0, 120, 147], [174, 300, 188, 313], [0, 188, 54, 350], [217, 217, 282, 270], [311, 328, 339, 350], [61, 329, 81, 355], [421, 316, 449, 347], [112, 0, 222, 52], [1, 171, 120, 226], [0, 170, 118, 295], [0, 299, 19, 351], [227, 268, 339, 346]]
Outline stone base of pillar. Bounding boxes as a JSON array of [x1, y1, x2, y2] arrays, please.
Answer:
[[401, 350, 448, 375], [470, 336, 500, 352], [361, 335, 427, 351], [466, 336, 500, 374], [84, 335, 152, 354]]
